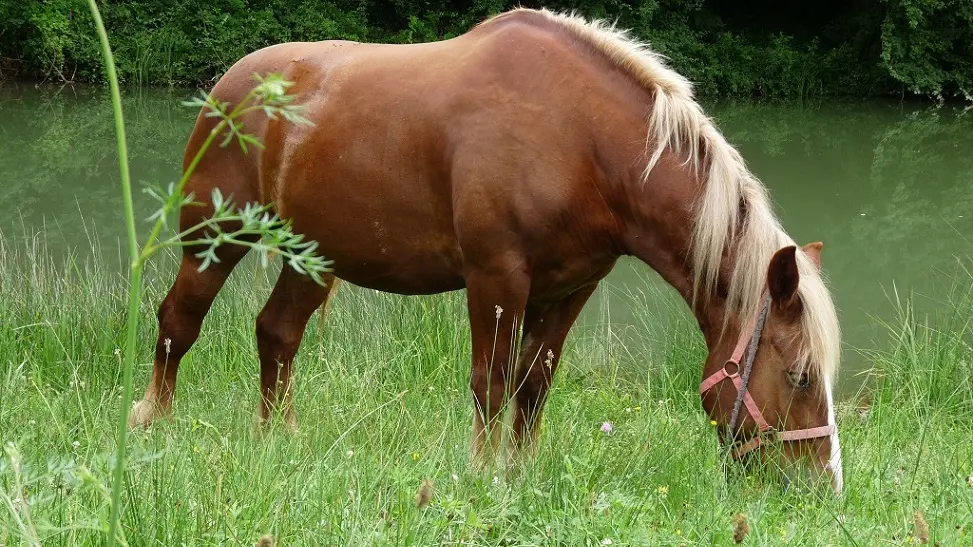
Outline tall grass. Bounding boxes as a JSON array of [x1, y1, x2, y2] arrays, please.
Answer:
[[80, 1, 332, 542], [868, 268, 973, 416], [1, 233, 971, 545]]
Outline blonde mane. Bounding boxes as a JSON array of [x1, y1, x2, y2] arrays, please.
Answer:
[[483, 8, 841, 385]]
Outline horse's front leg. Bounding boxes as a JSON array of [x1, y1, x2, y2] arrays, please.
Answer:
[[464, 266, 530, 470]]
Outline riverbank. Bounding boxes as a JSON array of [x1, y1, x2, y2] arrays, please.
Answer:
[[1, 235, 970, 545]]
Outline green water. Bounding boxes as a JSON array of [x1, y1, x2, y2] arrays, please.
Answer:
[[2, 82, 972, 390]]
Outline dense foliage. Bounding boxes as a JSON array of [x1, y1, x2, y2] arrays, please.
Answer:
[[1, 0, 971, 98]]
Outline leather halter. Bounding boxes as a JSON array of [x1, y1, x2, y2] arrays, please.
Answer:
[[699, 290, 836, 459]]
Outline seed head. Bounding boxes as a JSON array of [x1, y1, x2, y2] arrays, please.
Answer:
[[256, 534, 274, 547], [415, 478, 434, 508], [731, 512, 749, 544], [913, 511, 929, 544]]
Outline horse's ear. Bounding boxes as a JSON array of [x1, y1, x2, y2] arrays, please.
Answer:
[[802, 241, 823, 270], [768, 246, 800, 312]]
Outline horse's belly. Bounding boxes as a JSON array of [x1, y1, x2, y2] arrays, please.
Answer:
[[326, 246, 465, 295]]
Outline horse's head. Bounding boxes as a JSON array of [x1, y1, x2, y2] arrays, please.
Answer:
[[700, 242, 843, 494]]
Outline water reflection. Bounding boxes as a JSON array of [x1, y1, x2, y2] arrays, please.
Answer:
[[2, 84, 971, 391]]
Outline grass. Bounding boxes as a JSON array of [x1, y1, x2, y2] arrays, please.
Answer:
[[1, 235, 971, 545]]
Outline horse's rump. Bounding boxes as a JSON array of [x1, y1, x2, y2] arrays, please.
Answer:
[[193, 13, 627, 296]]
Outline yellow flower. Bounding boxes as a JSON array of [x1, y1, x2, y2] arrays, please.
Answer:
[[412, 452, 420, 461], [633, 406, 641, 412], [657, 485, 669, 495], [676, 529, 682, 536], [710, 420, 718, 426]]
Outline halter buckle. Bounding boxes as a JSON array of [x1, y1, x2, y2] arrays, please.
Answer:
[[730, 426, 781, 459], [756, 426, 780, 444], [722, 359, 740, 378]]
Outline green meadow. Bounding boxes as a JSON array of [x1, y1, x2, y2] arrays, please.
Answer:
[[1, 236, 971, 545]]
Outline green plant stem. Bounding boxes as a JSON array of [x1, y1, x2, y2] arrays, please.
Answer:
[[139, 94, 262, 261], [84, 1, 136, 545]]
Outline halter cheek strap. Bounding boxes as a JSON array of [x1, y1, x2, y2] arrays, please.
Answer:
[[699, 290, 836, 460]]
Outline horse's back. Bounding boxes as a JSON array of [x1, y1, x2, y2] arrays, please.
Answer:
[[187, 15, 623, 296]]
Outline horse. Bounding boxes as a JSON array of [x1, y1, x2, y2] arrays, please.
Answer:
[[127, 7, 844, 492]]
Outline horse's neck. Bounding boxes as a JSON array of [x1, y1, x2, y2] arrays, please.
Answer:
[[574, 75, 741, 350], [607, 146, 737, 350]]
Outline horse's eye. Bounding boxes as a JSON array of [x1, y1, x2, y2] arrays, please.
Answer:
[[788, 370, 811, 389]]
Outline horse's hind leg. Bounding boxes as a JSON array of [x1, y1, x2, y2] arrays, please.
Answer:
[[254, 266, 336, 431], [129, 242, 251, 428]]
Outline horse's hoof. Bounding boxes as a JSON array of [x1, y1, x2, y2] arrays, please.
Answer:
[[128, 399, 163, 428]]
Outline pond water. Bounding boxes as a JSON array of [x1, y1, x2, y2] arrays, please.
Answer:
[[2, 83, 972, 393]]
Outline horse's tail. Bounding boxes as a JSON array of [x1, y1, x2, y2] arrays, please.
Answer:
[[318, 277, 342, 328]]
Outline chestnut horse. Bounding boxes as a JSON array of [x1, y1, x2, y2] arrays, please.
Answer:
[[128, 8, 844, 491]]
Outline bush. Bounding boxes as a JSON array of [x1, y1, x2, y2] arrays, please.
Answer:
[[0, 0, 970, 100]]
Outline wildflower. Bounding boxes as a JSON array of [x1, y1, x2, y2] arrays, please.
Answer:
[[966, 475, 973, 487], [657, 485, 669, 495], [451, 473, 459, 481], [255, 77, 287, 100], [345, 450, 354, 459], [633, 405, 641, 412], [72, 441, 80, 449], [265, 82, 285, 98], [412, 452, 420, 461], [600, 539, 613, 546], [415, 479, 434, 508], [710, 420, 718, 427], [731, 513, 749, 544], [600, 421, 613, 434]]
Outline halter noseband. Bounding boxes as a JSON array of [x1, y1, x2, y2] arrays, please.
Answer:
[[699, 290, 836, 459]]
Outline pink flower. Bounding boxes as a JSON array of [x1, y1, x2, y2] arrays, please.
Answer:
[[600, 421, 613, 434]]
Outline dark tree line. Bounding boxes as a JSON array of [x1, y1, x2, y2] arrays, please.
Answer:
[[1, 0, 970, 99]]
